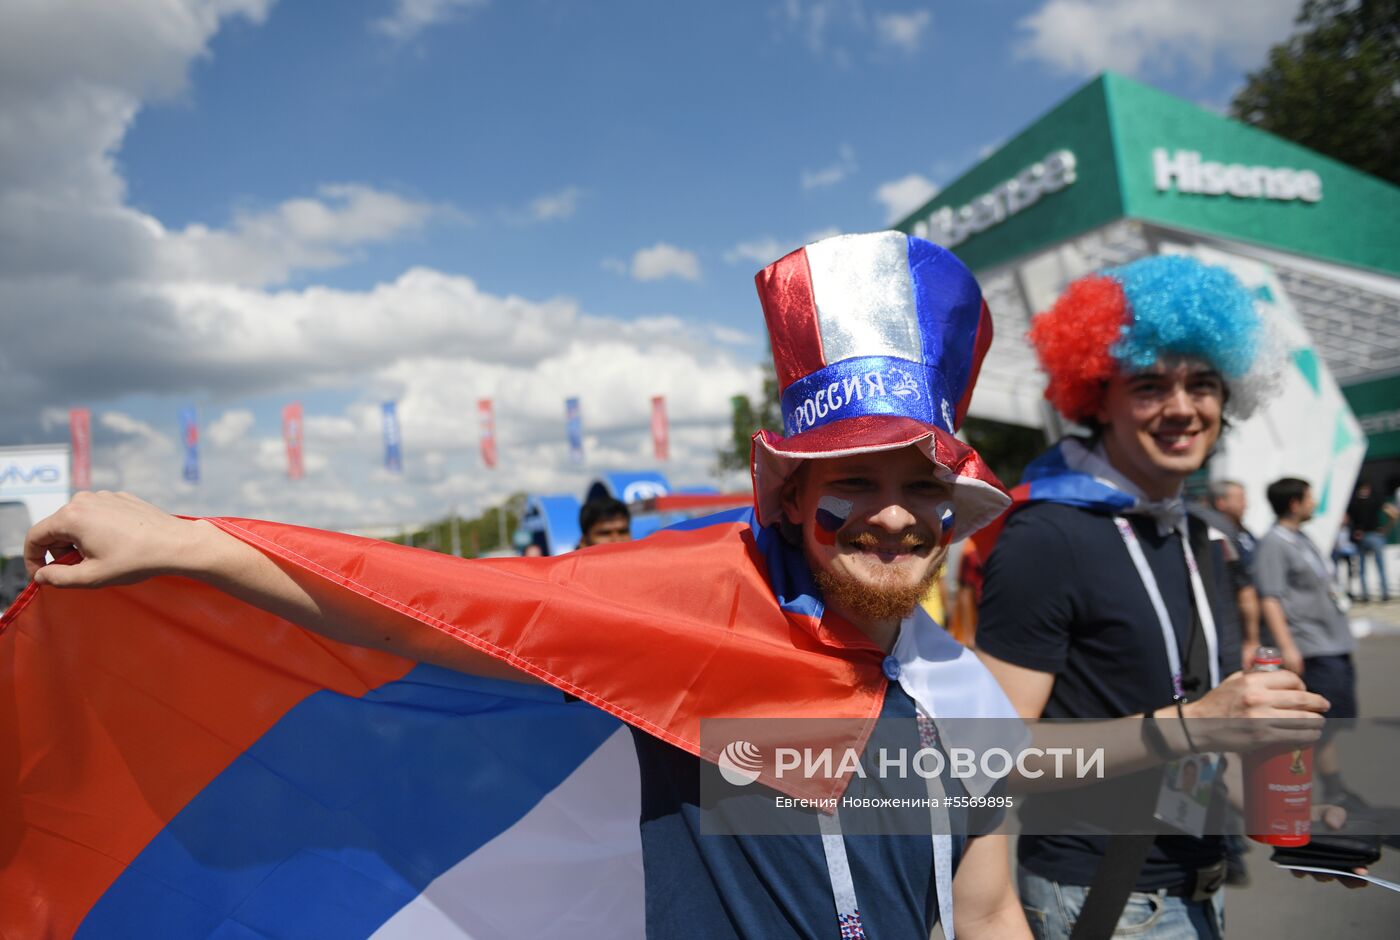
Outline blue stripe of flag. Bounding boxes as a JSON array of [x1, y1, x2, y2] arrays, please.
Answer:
[[77, 666, 622, 939]]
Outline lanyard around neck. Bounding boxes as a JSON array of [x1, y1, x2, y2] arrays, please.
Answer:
[[1113, 517, 1221, 699]]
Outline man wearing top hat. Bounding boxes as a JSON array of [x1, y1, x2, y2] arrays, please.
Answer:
[[25, 233, 1033, 937]]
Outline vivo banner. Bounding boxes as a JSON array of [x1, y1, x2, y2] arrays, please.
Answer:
[[381, 401, 402, 474], [179, 406, 199, 484], [478, 398, 497, 469], [651, 395, 669, 462], [282, 402, 304, 481], [69, 408, 91, 491], [565, 397, 584, 465]]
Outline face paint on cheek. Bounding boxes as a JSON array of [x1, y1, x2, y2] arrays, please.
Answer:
[[814, 496, 853, 546], [935, 500, 955, 546]]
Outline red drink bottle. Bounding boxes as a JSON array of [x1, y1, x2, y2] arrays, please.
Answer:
[[1242, 647, 1312, 846]]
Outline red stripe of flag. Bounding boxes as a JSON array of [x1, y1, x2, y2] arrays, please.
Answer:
[[755, 247, 825, 390]]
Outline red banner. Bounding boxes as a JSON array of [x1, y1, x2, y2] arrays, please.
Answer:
[[478, 398, 497, 469], [650, 395, 669, 462], [69, 408, 91, 491], [282, 402, 304, 481]]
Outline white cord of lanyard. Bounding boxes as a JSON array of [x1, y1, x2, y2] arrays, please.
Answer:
[[1112, 517, 1221, 697], [816, 705, 959, 940]]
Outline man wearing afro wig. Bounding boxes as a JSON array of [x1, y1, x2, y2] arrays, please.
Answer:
[[975, 255, 1343, 938]]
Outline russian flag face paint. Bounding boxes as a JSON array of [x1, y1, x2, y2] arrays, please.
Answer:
[[935, 500, 955, 546], [814, 496, 853, 546]]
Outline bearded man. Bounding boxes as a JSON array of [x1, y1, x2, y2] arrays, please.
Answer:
[[15, 233, 1030, 938]]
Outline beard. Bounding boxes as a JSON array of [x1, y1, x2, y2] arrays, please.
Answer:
[[812, 539, 946, 624]]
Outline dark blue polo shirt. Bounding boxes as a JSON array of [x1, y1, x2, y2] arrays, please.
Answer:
[[630, 682, 986, 938], [976, 502, 1241, 890]]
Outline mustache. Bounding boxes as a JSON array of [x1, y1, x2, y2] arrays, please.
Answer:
[[844, 531, 931, 552]]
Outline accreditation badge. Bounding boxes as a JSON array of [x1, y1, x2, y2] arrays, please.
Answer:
[[1154, 754, 1221, 837]]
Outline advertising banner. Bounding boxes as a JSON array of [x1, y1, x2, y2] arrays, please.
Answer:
[[69, 408, 91, 491], [478, 398, 497, 469], [651, 396, 669, 462], [565, 397, 584, 465], [179, 407, 199, 484], [381, 401, 402, 474], [282, 402, 304, 481]]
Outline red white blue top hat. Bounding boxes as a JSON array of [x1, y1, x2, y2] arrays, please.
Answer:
[[750, 231, 1011, 538]]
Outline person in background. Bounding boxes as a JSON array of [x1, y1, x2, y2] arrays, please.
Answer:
[[577, 497, 632, 547], [1255, 477, 1361, 808], [949, 538, 984, 647], [1332, 522, 1358, 600], [1187, 481, 1259, 885], [917, 562, 953, 635], [1190, 480, 1261, 668], [1347, 480, 1396, 603]]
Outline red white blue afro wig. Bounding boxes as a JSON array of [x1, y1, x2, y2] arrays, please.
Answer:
[[1029, 254, 1274, 424]]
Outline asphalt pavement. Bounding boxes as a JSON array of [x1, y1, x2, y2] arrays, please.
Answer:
[[1227, 598, 1400, 938]]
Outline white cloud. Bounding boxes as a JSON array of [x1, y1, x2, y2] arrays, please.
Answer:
[[527, 185, 582, 221], [155, 184, 443, 287], [629, 243, 702, 282], [801, 144, 857, 190], [874, 173, 939, 223], [1016, 0, 1298, 77], [374, 0, 488, 41], [874, 10, 932, 53], [780, 0, 860, 53], [206, 409, 255, 447], [725, 227, 848, 266], [724, 237, 787, 266], [0, 0, 761, 529]]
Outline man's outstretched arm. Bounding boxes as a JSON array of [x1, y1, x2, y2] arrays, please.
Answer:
[[23, 491, 538, 683]]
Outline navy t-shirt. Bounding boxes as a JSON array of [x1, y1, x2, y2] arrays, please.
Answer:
[[630, 682, 992, 939], [975, 502, 1240, 890]]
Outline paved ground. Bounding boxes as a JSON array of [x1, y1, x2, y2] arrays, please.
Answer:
[[1226, 599, 1400, 937]]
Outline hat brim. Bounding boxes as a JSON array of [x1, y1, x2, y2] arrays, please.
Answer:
[[750, 416, 1011, 539]]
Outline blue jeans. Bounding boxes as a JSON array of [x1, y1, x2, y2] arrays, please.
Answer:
[[1019, 868, 1224, 939], [1357, 532, 1390, 600]]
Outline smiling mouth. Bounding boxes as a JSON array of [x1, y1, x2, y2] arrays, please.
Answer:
[[845, 532, 930, 561], [1152, 429, 1199, 454]]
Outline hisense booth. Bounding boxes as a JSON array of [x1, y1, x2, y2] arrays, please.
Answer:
[[896, 72, 1400, 553]]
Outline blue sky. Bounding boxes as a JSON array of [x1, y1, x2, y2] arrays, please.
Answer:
[[1, 0, 1305, 526]]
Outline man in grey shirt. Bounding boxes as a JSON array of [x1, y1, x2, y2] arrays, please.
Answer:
[[1255, 476, 1359, 805]]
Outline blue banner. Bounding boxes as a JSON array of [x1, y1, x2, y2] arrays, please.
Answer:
[[179, 406, 199, 484], [381, 401, 402, 473], [565, 397, 584, 465]]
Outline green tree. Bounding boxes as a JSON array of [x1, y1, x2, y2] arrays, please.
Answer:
[[718, 353, 782, 472], [388, 492, 525, 557], [1231, 0, 1400, 186]]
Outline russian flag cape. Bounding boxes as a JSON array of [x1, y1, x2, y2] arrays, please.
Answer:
[[0, 507, 1015, 938]]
